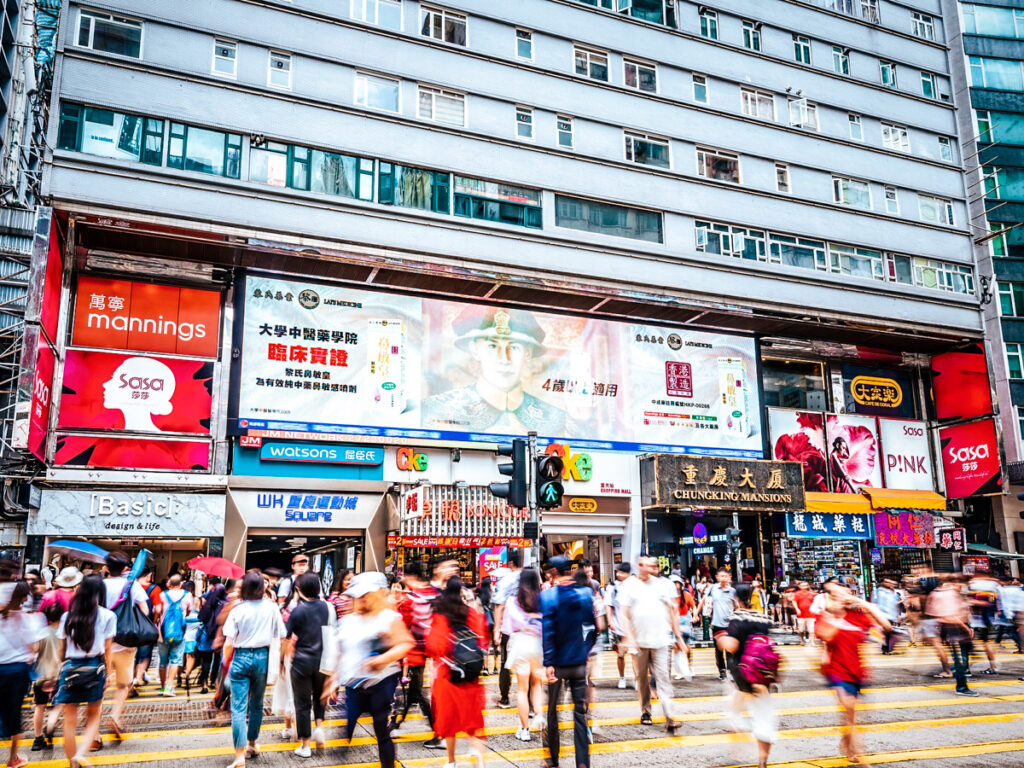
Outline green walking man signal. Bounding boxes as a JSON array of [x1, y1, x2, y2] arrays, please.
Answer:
[[535, 454, 564, 510]]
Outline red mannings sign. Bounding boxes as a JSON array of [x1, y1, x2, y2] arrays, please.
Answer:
[[939, 419, 1001, 499]]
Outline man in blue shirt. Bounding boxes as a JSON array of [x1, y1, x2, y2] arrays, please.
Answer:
[[540, 556, 594, 768]]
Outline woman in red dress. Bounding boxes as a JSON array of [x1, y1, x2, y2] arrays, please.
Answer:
[[426, 576, 487, 768]]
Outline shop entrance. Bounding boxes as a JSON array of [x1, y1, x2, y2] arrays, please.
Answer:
[[44, 537, 212, 583], [245, 534, 363, 586], [544, 535, 614, 584]]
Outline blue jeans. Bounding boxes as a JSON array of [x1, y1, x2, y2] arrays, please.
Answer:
[[229, 648, 269, 750]]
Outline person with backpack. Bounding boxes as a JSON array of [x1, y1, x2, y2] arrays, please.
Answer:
[[157, 574, 194, 697], [716, 583, 779, 768], [395, 560, 442, 748], [504, 567, 544, 741], [31, 601, 65, 752], [102, 551, 149, 742], [426, 576, 487, 768], [0, 580, 44, 768], [132, 567, 162, 692], [195, 583, 227, 694], [540, 556, 596, 768]]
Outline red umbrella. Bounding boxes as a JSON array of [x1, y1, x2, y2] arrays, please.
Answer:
[[188, 556, 243, 580]]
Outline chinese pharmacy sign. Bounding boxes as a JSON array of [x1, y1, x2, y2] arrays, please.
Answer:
[[640, 455, 805, 512], [785, 511, 873, 540], [873, 511, 935, 549]]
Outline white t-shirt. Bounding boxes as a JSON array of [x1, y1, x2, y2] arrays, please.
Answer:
[[618, 575, 676, 648], [0, 610, 46, 664], [104, 576, 149, 652], [223, 599, 286, 649], [161, 588, 195, 618], [58, 607, 117, 658], [336, 608, 401, 687]]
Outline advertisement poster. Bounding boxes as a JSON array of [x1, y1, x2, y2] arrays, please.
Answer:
[[768, 409, 827, 491], [58, 349, 213, 435], [234, 276, 764, 456], [931, 344, 992, 422], [786, 511, 873, 539], [11, 328, 55, 462], [53, 434, 211, 471], [841, 365, 914, 418], [24, 209, 63, 346], [878, 418, 934, 491], [939, 419, 1001, 498], [71, 276, 221, 357], [874, 511, 935, 549], [825, 414, 882, 492]]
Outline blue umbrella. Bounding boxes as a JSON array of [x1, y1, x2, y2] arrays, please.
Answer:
[[48, 539, 109, 564]]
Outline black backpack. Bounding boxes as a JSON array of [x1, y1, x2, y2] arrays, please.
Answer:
[[445, 621, 484, 683]]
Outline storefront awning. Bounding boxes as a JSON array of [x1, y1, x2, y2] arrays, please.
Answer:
[[862, 488, 946, 511], [966, 543, 1024, 560], [804, 492, 873, 515]]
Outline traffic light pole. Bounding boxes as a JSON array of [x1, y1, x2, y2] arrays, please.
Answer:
[[527, 430, 540, 565], [732, 510, 740, 581]]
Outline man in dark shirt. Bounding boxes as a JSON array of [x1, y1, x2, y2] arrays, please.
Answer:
[[285, 572, 331, 757]]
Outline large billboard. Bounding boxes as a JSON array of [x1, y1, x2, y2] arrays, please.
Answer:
[[825, 414, 882, 492], [878, 418, 934, 491], [53, 434, 211, 471], [931, 344, 992, 422], [233, 276, 764, 456], [939, 419, 1001, 498]]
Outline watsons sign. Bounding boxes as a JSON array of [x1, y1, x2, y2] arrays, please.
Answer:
[[30, 490, 225, 537], [259, 442, 384, 465]]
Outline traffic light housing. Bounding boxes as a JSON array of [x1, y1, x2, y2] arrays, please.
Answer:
[[489, 439, 528, 508], [726, 527, 741, 550], [535, 454, 565, 509]]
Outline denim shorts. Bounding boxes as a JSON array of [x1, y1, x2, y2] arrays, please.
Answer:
[[159, 639, 186, 667], [54, 657, 106, 705], [827, 676, 863, 698]]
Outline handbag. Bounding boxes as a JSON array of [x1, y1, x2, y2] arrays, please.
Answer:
[[63, 662, 104, 697], [113, 595, 159, 647], [320, 607, 339, 675]]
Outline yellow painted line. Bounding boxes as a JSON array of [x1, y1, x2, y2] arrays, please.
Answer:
[[718, 737, 1024, 767]]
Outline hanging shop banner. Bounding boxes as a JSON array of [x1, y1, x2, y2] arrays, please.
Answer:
[[938, 419, 1002, 498], [825, 414, 883, 493], [71, 276, 221, 358], [53, 434, 211, 472], [786, 511, 873, 540], [639, 454, 805, 512], [878, 418, 935, 491], [58, 349, 213, 435], [400, 485, 527, 541], [233, 275, 764, 456], [30, 489, 225, 537], [873, 511, 935, 549], [24, 208, 63, 346], [768, 409, 827, 492], [935, 526, 967, 553], [388, 535, 532, 549], [11, 327, 56, 461], [930, 344, 993, 422], [842, 365, 914, 418]]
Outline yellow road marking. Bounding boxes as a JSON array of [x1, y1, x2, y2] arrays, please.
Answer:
[[718, 737, 1024, 767]]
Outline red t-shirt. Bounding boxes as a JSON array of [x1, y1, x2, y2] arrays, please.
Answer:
[[816, 608, 876, 683], [794, 590, 816, 618]]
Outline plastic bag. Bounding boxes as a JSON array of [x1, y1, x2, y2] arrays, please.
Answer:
[[271, 655, 294, 717]]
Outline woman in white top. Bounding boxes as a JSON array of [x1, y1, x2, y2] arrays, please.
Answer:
[[55, 574, 116, 768], [222, 571, 287, 768], [0, 580, 44, 768], [503, 567, 544, 741]]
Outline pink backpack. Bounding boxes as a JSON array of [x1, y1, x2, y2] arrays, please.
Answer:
[[739, 634, 781, 687]]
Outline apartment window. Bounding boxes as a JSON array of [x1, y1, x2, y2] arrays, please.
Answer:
[[829, 243, 884, 280], [884, 186, 899, 214], [167, 122, 241, 178], [249, 140, 310, 189], [57, 103, 163, 165], [574, 47, 609, 81], [770, 234, 827, 271], [915, 258, 973, 293], [354, 73, 400, 112], [556, 195, 663, 242], [516, 29, 533, 60], [938, 137, 953, 162], [740, 88, 775, 121], [887, 253, 914, 284], [556, 115, 574, 148], [921, 72, 937, 99], [911, 12, 935, 40], [268, 51, 292, 89], [793, 35, 812, 66], [881, 122, 910, 152], [695, 221, 768, 261], [861, 0, 880, 23], [350, 0, 402, 30], [624, 59, 657, 93], [776, 163, 790, 193], [380, 163, 451, 213], [742, 20, 761, 51], [699, 9, 718, 40], [963, 4, 1024, 38], [880, 60, 897, 88], [624, 132, 670, 168], [418, 86, 465, 126], [970, 56, 1024, 91], [976, 110, 992, 141], [1000, 282, 1024, 316], [697, 146, 740, 183], [1018, 406, 1024, 443], [212, 39, 236, 78], [420, 6, 467, 46], [832, 46, 850, 76], [77, 9, 142, 58], [515, 106, 534, 139], [848, 113, 863, 141], [918, 195, 954, 225], [692, 74, 708, 103], [984, 167, 1001, 199], [311, 150, 374, 201], [454, 177, 542, 228], [788, 99, 818, 131], [833, 176, 871, 209]]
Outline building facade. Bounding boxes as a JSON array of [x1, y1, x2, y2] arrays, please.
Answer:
[[12, 0, 1004, 581]]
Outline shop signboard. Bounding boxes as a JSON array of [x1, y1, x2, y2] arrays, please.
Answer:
[[259, 442, 383, 465], [842, 365, 914, 418], [785, 511, 873, 540], [58, 349, 213, 435], [232, 490, 381, 529], [935, 526, 967, 553], [930, 344, 993, 422], [825, 414, 883, 493], [53, 434, 211, 471], [873, 511, 935, 549], [11, 328, 55, 461], [71, 276, 221, 357], [233, 275, 763, 457], [388, 535, 532, 548], [938, 419, 1002, 498], [878, 418, 934, 491], [640, 454, 804, 512], [30, 490, 225, 537]]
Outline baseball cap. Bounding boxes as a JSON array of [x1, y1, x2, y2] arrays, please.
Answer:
[[345, 571, 388, 598], [549, 555, 573, 575]]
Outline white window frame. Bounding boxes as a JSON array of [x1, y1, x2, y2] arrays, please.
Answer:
[[696, 146, 741, 184], [788, 99, 819, 131], [350, 0, 403, 28], [699, 8, 718, 39], [832, 46, 850, 76], [740, 88, 775, 121], [793, 35, 812, 66], [267, 50, 292, 90], [742, 20, 761, 51], [775, 163, 790, 193], [918, 194, 954, 226], [848, 113, 863, 141], [921, 71, 937, 99], [832, 176, 872, 209], [354, 71, 401, 113], [1006, 344, 1024, 379], [884, 186, 899, 214], [417, 84, 466, 126], [999, 282, 1024, 316], [911, 12, 934, 40], [692, 73, 709, 103], [516, 106, 534, 140], [556, 115, 574, 149], [938, 136, 953, 162], [516, 28, 533, 60], [624, 58, 658, 93], [212, 38, 237, 79], [76, 8, 144, 58], [420, 5, 467, 46], [881, 122, 910, 153], [880, 60, 897, 88], [574, 46, 609, 82], [624, 131, 671, 168]]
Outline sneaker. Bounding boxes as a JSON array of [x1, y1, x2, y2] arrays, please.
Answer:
[[312, 728, 326, 749], [672, 672, 683, 680], [280, 728, 294, 740], [496, 698, 513, 709], [30, 736, 48, 752], [515, 727, 531, 742], [718, 671, 727, 681], [1018, 677, 1024, 683], [981, 668, 999, 675], [161, 687, 176, 698], [965, 671, 974, 678], [423, 738, 445, 750], [640, 713, 653, 726], [294, 745, 311, 758], [617, 677, 627, 689], [955, 689, 980, 697]]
